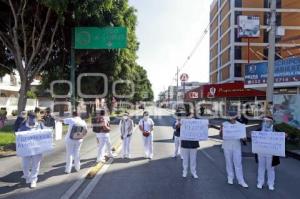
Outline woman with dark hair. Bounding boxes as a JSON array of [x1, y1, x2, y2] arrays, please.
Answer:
[[139, 111, 155, 159]]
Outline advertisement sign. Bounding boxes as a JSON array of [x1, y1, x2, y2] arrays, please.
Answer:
[[238, 16, 260, 38], [245, 57, 300, 88], [222, 123, 246, 140], [252, 131, 286, 157], [273, 95, 300, 129], [16, 129, 54, 157], [180, 119, 208, 141]]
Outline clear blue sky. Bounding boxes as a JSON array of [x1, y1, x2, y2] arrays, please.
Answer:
[[129, 0, 213, 100]]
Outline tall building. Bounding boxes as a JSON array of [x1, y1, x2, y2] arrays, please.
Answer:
[[209, 0, 300, 84]]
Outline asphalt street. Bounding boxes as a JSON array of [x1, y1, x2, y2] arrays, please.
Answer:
[[1, 107, 300, 199]]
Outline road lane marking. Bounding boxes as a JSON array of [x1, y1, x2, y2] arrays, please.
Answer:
[[201, 150, 215, 162]]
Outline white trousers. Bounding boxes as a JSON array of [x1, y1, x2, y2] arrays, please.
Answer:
[[181, 148, 197, 175], [22, 154, 42, 183], [223, 149, 245, 183], [174, 136, 181, 156], [122, 136, 132, 157], [65, 139, 82, 172], [143, 133, 153, 158], [97, 133, 113, 161], [257, 154, 275, 186]]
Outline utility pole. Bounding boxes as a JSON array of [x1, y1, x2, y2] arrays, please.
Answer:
[[265, 0, 276, 115], [70, 28, 76, 111], [176, 66, 179, 107]]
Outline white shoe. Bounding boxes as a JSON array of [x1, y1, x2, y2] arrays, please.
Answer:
[[192, 173, 198, 179], [268, 185, 274, 191], [182, 172, 187, 178], [30, 182, 37, 188], [239, 182, 249, 188], [257, 184, 263, 189], [227, 179, 233, 185]]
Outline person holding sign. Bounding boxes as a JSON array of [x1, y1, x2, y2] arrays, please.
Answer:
[[119, 112, 134, 159], [256, 116, 280, 191], [220, 113, 248, 188], [172, 118, 182, 158], [139, 111, 155, 159], [180, 112, 200, 179], [62, 111, 87, 173], [93, 109, 115, 162], [18, 112, 44, 188]]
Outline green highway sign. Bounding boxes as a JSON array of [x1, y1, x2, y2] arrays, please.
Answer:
[[75, 27, 127, 49]]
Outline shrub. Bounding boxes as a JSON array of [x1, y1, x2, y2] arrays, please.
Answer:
[[275, 123, 300, 144]]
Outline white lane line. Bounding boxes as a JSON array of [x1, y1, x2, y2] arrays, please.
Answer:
[[77, 126, 139, 199], [201, 150, 215, 162]]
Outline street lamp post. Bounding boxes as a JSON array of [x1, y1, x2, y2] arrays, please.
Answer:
[[265, 0, 277, 115]]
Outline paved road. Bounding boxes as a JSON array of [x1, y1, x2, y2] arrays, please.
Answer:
[[1, 107, 300, 199]]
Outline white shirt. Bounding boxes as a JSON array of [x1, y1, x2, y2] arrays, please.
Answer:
[[221, 121, 241, 150], [138, 118, 154, 132], [63, 117, 87, 142]]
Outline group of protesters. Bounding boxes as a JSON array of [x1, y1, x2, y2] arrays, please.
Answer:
[[14, 107, 281, 191], [173, 111, 280, 191]]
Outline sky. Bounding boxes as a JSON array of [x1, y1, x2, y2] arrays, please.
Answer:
[[129, 0, 213, 100]]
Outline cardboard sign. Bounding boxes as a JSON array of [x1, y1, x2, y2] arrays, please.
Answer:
[[252, 131, 286, 157], [16, 129, 54, 157], [223, 123, 246, 140], [180, 119, 208, 141]]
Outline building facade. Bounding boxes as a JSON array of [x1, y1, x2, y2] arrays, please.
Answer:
[[209, 0, 300, 83]]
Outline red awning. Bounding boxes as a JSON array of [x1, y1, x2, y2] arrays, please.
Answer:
[[185, 82, 265, 101]]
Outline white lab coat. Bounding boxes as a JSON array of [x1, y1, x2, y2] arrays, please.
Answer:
[[139, 118, 154, 158], [222, 121, 246, 183], [119, 118, 134, 158], [64, 117, 87, 173]]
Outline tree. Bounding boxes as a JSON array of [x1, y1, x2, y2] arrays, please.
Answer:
[[0, 0, 67, 113]]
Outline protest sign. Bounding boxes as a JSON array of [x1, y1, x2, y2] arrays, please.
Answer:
[[252, 131, 285, 157], [16, 129, 54, 157], [223, 123, 246, 140], [180, 119, 208, 141], [55, 121, 62, 140]]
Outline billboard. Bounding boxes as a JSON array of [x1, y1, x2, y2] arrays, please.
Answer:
[[245, 57, 300, 88], [238, 16, 260, 38], [273, 95, 300, 129]]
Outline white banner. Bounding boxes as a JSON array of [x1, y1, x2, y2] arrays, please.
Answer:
[[252, 131, 286, 157], [16, 129, 54, 157], [180, 119, 208, 141], [223, 123, 246, 140], [55, 121, 63, 140]]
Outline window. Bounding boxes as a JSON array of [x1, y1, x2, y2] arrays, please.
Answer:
[[234, 63, 242, 77], [235, 0, 242, 8], [235, 29, 241, 42], [235, 46, 242, 60]]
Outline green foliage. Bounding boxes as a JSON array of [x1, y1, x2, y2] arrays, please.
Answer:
[[26, 90, 37, 99], [275, 123, 300, 144]]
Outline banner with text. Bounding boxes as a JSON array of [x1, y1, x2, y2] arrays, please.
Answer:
[[16, 129, 54, 157], [180, 119, 208, 141], [223, 123, 246, 140], [251, 131, 286, 157]]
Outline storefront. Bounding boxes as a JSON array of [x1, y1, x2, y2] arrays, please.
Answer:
[[184, 82, 266, 117]]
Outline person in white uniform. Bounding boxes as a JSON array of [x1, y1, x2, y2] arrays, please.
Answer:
[[256, 116, 280, 191], [180, 112, 199, 179], [138, 111, 154, 159], [119, 112, 134, 159], [18, 112, 44, 188], [63, 111, 87, 173], [172, 118, 182, 158], [220, 113, 248, 188], [94, 109, 114, 162]]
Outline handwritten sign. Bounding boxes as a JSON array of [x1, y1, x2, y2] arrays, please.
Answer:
[[252, 131, 286, 157], [55, 121, 62, 140], [16, 129, 54, 157], [180, 119, 208, 141], [223, 123, 246, 140]]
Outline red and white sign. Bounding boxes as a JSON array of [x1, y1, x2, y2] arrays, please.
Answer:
[[189, 92, 199, 99], [180, 73, 189, 82]]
